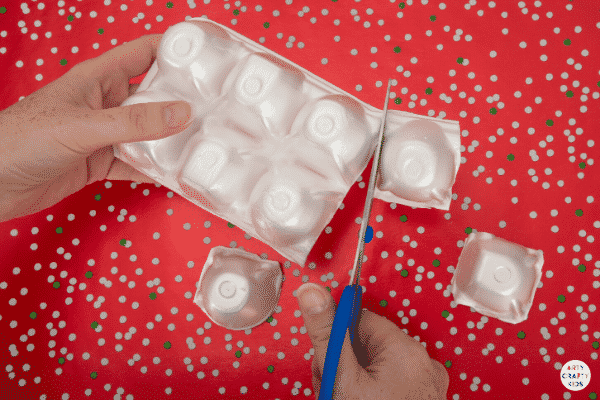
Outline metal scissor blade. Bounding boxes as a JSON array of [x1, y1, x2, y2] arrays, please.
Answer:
[[349, 78, 393, 287]]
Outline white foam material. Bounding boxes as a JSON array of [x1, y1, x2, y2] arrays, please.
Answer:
[[113, 19, 461, 266], [450, 232, 544, 324], [194, 246, 282, 330]]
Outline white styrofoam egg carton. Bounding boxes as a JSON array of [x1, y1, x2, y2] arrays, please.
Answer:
[[451, 232, 544, 324], [114, 18, 461, 266]]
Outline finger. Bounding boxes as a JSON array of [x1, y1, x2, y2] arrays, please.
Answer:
[[60, 101, 192, 152], [83, 146, 117, 185], [354, 309, 434, 380], [79, 34, 163, 86], [312, 359, 322, 398], [128, 83, 141, 97], [430, 359, 450, 398], [105, 158, 157, 184], [296, 283, 365, 398], [296, 283, 338, 375]]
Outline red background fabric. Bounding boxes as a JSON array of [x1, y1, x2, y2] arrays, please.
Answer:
[[1, 1, 598, 399]]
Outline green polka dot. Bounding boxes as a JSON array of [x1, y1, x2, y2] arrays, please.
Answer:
[[546, 119, 554, 127], [563, 39, 571, 46], [263, 22, 270, 28], [578, 264, 586, 273], [56, 227, 63, 234], [517, 331, 526, 339], [432, 259, 440, 267], [331, 0, 338, 2], [85, 271, 93, 279], [60, 59, 68, 66], [266, 316, 273, 323], [590, 393, 597, 400], [444, 360, 452, 368], [566, 90, 574, 98], [91, 321, 98, 329], [465, 227, 473, 234], [579, 162, 586, 169], [507, 154, 515, 161], [575, 209, 583, 217], [393, 46, 401, 53], [233, 350, 242, 358], [394, 97, 402, 105], [425, 88, 433, 95], [58, 357, 65, 365], [399, 2, 405, 9], [442, 310, 449, 318], [592, 341, 599, 350], [430, 15, 436, 22], [164, 341, 171, 349], [149, 292, 157, 300], [557, 294, 566, 303], [90, 371, 98, 379], [227, 222, 235, 228], [490, 107, 497, 115], [380, 300, 388, 307], [53, 282, 60, 289], [233, 9, 239, 16], [457, 57, 464, 64], [399, 215, 407, 222], [94, 194, 101, 200], [119, 239, 126, 246], [400, 270, 408, 278], [166, 1, 173, 8], [597, 81, 600, 88], [326, 286, 331, 292], [0, 7, 6, 14], [97, 28, 104, 35], [30, 312, 37, 319], [67, 15, 74, 22], [267, 365, 274, 373]]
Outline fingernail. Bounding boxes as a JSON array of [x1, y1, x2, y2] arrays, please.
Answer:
[[165, 102, 191, 127], [299, 286, 326, 316]]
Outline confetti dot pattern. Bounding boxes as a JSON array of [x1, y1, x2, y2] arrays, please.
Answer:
[[0, 2, 598, 399]]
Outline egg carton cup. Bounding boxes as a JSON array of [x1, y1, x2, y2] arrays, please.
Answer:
[[193, 246, 283, 331], [451, 232, 544, 324], [113, 18, 461, 266]]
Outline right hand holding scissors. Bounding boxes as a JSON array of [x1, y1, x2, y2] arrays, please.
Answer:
[[297, 282, 449, 399]]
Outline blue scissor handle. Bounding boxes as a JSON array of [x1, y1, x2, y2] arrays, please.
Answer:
[[318, 283, 363, 400]]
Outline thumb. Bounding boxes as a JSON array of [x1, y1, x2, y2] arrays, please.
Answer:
[[71, 101, 193, 152], [296, 283, 366, 398]]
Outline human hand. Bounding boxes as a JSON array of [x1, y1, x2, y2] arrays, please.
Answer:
[[296, 282, 449, 399], [0, 34, 193, 223]]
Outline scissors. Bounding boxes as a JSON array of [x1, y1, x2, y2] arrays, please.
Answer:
[[318, 78, 393, 400]]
